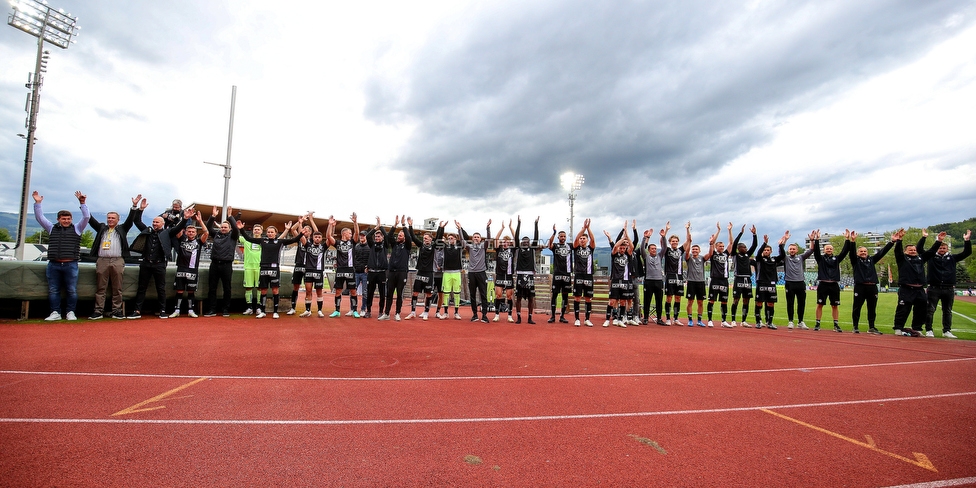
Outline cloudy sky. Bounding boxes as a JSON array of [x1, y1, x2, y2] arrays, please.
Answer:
[[2, 0, 974, 245]]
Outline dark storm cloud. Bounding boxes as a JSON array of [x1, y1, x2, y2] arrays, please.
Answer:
[[365, 0, 974, 199]]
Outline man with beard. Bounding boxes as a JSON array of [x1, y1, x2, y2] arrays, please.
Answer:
[[169, 209, 208, 318], [547, 226, 573, 324], [847, 230, 893, 335], [923, 228, 971, 338]]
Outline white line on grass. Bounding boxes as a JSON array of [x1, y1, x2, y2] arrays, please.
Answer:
[[1, 357, 974, 382], [0, 391, 973, 425]]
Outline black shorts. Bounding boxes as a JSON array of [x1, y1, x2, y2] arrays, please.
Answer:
[[619, 281, 635, 300], [665, 274, 684, 296], [708, 280, 728, 302], [574, 275, 594, 298], [733, 276, 753, 298], [304, 270, 325, 289], [516, 273, 535, 298], [785, 280, 806, 296], [334, 269, 355, 291], [494, 273, 513, 289], [756, 282, 778, 303], [610, 280, 626, 300], [552, 273, 572, 294], [259, 268, 280, 289], [413, 272, 434, 294], [174, 269, 199, 291], [291, 266, 305, 285], [685, 281, 706, 300], [433, 273, 443, 291], [816, 281, 840, 306]]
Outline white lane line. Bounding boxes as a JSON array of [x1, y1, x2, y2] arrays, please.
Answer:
[[951, 310, 976, 324], [883, 477, 976, 488], [1, 391, 973, 425], [1, 357, 974, 382]]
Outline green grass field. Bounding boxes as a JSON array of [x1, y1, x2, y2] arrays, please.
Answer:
[[555, 288, 976, 340]]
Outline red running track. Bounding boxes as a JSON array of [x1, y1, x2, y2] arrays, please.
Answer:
[[1, 313, 975, 487]]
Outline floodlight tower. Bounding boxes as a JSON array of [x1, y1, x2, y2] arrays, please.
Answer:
[[204, 86, 238, 222], [7, 0, 79, 260], [560, 172, 584, 238]]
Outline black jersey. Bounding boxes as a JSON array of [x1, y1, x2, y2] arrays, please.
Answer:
[[573, 244, 594, 275], [755, 244, 784, 283], [550, 242, 572, 275], [175, 237, 204, 270], [304, 243, 328, 272], [709, 250, 730, 280], [495, 246, 514, 275], [610, 251, 632, 281], [241, 233, 303, 268], [411, 225, 442, 273], [292, 239, 307, 267], [335, 239, 354, 270], [731, 231, 757, 277], [663, 244, 685, 275], [443, 244, 463, 271]]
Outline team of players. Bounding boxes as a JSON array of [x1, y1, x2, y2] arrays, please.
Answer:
[[155, 212, 971, 337]]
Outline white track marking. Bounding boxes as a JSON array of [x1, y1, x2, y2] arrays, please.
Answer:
[[883, 477, 976, 488], [0, 391, 973, 425], [1, 357, 973, 382]]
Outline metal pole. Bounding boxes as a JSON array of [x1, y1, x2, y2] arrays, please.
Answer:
[[568, 191, 576, 240], [14, 33, 45, 261], [221, 86, 236, 220]]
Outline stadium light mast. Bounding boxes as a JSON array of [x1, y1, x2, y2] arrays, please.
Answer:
[[7, 0, 79, 260], [560, 172, 584, 238], [203, 85, 237, 222]]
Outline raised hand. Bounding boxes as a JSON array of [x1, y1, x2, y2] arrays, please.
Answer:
[[750, 224, 757, 234], [32, 191, 43, 203], [75, 191, 86, 204], [139, 199, 149, 211], [350, 212, 357, 223], [132, 194, 143, 207]]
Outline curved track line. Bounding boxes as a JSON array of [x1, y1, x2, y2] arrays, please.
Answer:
[[1, 391, 973, 425], [1, 357, 973, 382]]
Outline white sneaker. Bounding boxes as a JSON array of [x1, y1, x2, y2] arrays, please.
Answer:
[[454, 313, 462, 320], [673, 319, 683, 326], [925, 330, 935, 338], [741, 321, 751, 328], [345, 310, 354, 317], [188, 310, 198, 318], [628, 319, 639, 326], [755, 323, 764, 329], [493, 315, 500, 322], [168, 310, 180, 318], [439, 313, 448, 320], [45, 311, 62, 321], [722, 321, 733, 328], [243, 308, 253, 315], [318, 310, 325, 318], [574, 319, 581, 326], [377, 314, 389, 321], [65, 311, 77, 321], [405, 312, 416, 320], [730, 321, 737, 327], [584, 319, 594, 327], [421, 312, 428, 320], [944, 331, 958, 339], [273, 313, 280, 319], [788, 321, 794, 329], [395, 313, 401, 321], [618, 321, 627, 328], [707, 320, 714, 327], [665, 319, 672, 326], [286, 308, 296, 315], [799, 321, 808, 329], [300, 310, 311, 317], [602, 320, 610, 327], [507, 316, 515, 323], [255, 311, 266, 319]]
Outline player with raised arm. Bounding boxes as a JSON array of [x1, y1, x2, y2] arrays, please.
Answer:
[[753, 232, 787, 329], [169, 208, 209, 318], [547, 225, 573, 323], [683, 223, 707, 327], [327, 214, 361, 318], [704, 222, 733, 328], [781, 231, 814, 330], [729, 224, 758, 327], [812, 229, 852, 332], [660, 221, 692, 325], [492, 220, 516, 323], [848, 230, 894, 334], [923, 228, 972, 338], [406, 219, 444, 320]]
